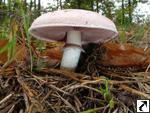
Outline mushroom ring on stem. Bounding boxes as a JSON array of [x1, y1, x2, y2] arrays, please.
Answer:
[[29, 9, 118, 71]]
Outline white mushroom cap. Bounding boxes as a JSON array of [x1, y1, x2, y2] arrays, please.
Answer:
[[29, 9, 118, 44]]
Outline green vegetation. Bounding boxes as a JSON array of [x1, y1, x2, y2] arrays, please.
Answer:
[[79, 80, 114, 113]]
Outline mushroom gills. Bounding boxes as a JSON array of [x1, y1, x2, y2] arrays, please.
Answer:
[[60, 30, 82, 71]]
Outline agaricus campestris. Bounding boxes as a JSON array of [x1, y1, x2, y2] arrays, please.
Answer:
[[29, 9, 118, 71]]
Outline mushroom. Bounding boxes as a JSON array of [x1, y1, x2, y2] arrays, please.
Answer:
[[29, 9, 118, 71]]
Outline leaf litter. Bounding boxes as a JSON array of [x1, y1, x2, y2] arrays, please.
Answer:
[[0, 38, 150, 113]]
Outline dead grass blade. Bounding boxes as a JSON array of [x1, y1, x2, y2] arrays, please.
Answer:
[[120, 84, 150, 99]]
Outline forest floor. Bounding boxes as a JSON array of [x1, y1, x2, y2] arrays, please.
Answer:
[[0, 31, 150, 113]]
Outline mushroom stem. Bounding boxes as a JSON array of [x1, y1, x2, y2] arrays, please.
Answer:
[[60, 30, 82, 71]]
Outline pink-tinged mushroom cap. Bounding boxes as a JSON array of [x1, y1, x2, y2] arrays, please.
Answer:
[[29, 9, 118, 44]]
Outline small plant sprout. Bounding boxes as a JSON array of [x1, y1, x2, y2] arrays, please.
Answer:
[[29, 9, 118, 71]]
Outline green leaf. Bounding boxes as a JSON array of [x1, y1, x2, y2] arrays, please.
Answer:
[[99, 80, 109, 100], [109, 99, 114, 110], [108, 99, 114, 113]]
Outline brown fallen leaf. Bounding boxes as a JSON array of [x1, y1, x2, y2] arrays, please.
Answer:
[[40, 46, 63, 60], [0, 39, 27, 66], [98, 43, 150, 67], [0, 40, 8, 63], [30, 42, 64, 67]]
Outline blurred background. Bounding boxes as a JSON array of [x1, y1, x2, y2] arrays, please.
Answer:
[[0, 0, 150, 39], [1, 0, 150, 38]]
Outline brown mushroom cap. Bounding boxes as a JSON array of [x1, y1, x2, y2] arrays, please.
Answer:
[[29, 9, 118, 44]]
